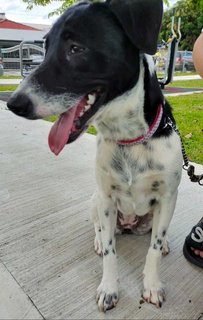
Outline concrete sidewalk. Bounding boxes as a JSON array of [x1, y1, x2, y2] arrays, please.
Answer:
[[0, 78, 22, 85], [0, 101, 203, 319]]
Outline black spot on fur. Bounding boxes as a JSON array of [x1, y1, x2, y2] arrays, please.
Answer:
[[111, 156, 123, 173], [126, 190, 132, 196], [152, 181, 160, 188], [98, 228, 101, 232], [149, 198, 157, 206], [160, 246, 163, 251], [109, 239, 112, 245], [138, 165, 146, 173], [152, 181, 160, 191], [157, 239, 162, 245], [104, 249, 109, 256], [147, 159, 154, 170], [153, 244, 157, 250], [143, 141, 153, 151], [162, 230, 166, 237], [156, 164, 165, 171], [127, 110, 137, 118], [111, 185, 121, 191], [105, 210, 109, 217], [112, 248, 116, 254]]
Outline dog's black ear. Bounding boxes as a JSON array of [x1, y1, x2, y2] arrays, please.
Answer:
[[108, 0, 163, 55]]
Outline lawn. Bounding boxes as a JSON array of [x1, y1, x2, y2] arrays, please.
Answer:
[[167, 93, 203, 164], [1, 84, 202, 164], [0, 75, 22, 79], [0, 85, 18, 91], [168, 79, 203, 88]]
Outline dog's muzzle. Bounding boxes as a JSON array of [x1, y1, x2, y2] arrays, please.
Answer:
[[7, 93, 35, 119]]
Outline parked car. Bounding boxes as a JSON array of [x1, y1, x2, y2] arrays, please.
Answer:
[[22, 54, 44, 77], [175, 51, 195, 71], [0, 57, 4, 76]]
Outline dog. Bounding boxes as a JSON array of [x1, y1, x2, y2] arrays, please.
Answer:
[[7, 0, 183, 312]]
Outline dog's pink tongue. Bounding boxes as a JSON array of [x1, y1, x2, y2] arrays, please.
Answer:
[[48, 106, 77, 156]]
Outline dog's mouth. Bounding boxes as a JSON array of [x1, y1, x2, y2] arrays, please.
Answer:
[[48, 88, 103, 155]]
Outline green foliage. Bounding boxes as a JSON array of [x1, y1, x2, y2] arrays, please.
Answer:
[[160, 0, 203, 50], [22, 0, 169, 17]]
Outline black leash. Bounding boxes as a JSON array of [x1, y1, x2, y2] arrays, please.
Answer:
[[167, 117, 203, 186]]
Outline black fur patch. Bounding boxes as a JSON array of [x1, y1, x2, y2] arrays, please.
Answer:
[[111, 156, 123, 173], [157, 239, 162, 245], [152, 181, 160, 191], [105, 210, 109, 217], [149, 198, 157, 206]]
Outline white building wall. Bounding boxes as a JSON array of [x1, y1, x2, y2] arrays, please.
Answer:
[[0, 28, 47, 41]]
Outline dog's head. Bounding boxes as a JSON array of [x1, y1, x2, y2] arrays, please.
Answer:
[[7, 0, 163, 155]]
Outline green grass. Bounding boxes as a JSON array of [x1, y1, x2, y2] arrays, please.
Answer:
[[174, 71, 198, 76], [157, 71, 198, 78], [168, 79, 203, 88], [0, 84, 18, 91], [0, 75, 22, 79], [167, 93, 203, 164]]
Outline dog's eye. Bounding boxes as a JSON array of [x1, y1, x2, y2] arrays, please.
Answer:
[[68, 44, 86, 56]]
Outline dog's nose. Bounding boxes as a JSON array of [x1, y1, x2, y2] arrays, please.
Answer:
[[7, 93, 34, 118]]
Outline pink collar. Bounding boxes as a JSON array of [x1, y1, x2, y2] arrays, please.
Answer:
[[116, 104, 163, 146]]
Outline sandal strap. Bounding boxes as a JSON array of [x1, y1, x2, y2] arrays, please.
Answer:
[[191, 226, 203, 243]]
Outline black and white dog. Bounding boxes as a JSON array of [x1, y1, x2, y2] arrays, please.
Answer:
[[7, 0, 183, 312]]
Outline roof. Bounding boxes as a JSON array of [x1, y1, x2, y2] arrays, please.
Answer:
[[24, 23, 51, 32], [0, 19, 42, 31]]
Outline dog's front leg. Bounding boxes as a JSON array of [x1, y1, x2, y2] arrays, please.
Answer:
[[142, 191, 178, 307], [96, 193, 119, 312]]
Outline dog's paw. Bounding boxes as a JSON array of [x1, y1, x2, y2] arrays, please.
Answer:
[[96, 281, 119, 312], [142, 285, 165, 308], [162, 239, 170, 256], [94, 236, 102, 256]]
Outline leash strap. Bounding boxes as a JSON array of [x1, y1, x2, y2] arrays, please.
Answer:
[[167, 117, 203, 186]]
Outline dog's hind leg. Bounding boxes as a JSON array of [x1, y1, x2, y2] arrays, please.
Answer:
[[96, 193, 119, 312], [142, 191, 178, 307]]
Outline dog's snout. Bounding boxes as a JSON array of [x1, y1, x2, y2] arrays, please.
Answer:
[[7, 93, 34, 118]]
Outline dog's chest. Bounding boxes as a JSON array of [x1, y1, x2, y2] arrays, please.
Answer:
[[96, 134, 182, 217]]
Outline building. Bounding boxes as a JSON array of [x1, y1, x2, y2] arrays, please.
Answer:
[[0, 12, 51, 69], [0, 13, 49, 49]]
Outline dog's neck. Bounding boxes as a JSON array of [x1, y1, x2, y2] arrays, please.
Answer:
[[94, 55, 163, 142]]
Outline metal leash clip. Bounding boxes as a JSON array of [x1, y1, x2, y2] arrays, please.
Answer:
[[184, 165, 203, 186]]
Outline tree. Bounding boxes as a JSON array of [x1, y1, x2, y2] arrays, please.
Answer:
[[160, 0, 203, 50], [22, 0, 170, 17]]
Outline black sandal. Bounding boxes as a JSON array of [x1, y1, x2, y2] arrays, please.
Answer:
[[183, 217, 203, 268]]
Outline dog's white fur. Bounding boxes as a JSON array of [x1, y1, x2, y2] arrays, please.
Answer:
[[90, 58, 182, 310]]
